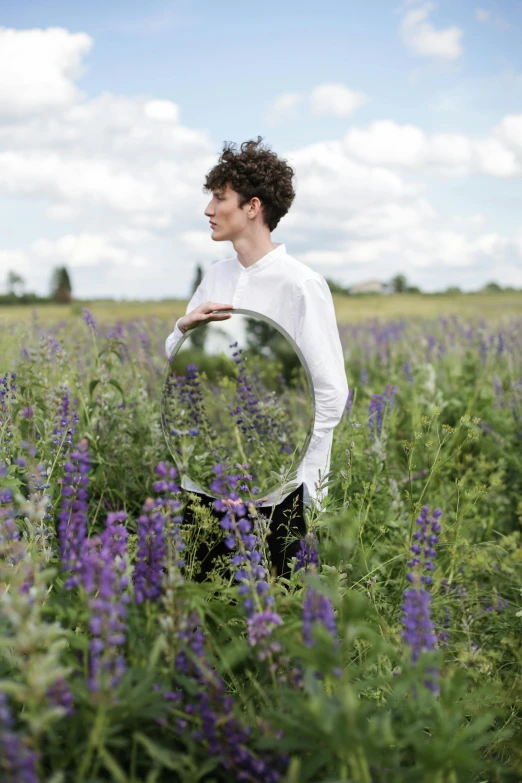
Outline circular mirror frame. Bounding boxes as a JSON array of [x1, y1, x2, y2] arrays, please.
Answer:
[[160, 307, 316, 500]]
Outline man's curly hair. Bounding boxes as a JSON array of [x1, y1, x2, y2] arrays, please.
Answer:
[[204, 137, 295, 232]]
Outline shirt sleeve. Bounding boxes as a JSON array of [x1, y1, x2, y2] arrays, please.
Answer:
[[165, 273, 209, 358], [295, 276, 349, 451]]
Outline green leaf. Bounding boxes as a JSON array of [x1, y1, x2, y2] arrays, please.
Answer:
[[108, 378, 126, 401], [89, 379, 101, 397], [133, 732, 187, 772], [98, 746, 129, 783]]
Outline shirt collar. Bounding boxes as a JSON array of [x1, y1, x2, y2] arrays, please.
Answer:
[[235, 242, 285, 274]]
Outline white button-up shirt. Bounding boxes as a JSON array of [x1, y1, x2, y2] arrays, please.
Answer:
[[165, 242, 349, 509]]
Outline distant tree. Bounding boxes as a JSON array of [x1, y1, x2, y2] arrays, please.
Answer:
[[50, 266, 72, 304], [405, 285, 422, 294], [244, 317, 301, 385], [445, 286, 462, 295], [188, 264, 206, 351], [325, 278, 349, 295], [191, 264, 204, 296], [391, 274, 407, 293], [6, 270, 25, 297], [482, 281, 503, 293]]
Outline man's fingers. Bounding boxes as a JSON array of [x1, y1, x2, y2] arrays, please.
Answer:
[[203, 302, 233, 312]]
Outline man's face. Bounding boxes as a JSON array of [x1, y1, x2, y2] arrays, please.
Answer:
[[204, 184, 249, 242]]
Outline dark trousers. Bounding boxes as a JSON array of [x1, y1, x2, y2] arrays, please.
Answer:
[[181, 483, 307, 580]]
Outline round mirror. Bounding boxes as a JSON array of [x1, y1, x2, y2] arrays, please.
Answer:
[[161, 309, 315, 503]]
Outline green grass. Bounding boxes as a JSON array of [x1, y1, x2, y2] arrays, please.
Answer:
[[2, 291, 522, 327]]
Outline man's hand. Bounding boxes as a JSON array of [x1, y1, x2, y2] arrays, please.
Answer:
[[221, 496, 269, 508], [178, 301, 233, 334]]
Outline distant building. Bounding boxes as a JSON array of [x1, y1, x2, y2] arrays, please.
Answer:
[[348, 280, 393, 295]]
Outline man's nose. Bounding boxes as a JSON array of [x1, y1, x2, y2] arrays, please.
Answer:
[[204, 201, 214, 216]]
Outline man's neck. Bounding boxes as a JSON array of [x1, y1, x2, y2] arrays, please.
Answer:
[[233, 232, 277, 269]]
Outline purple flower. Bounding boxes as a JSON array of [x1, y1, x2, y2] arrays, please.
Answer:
[[402, 589, 437, 666], [345, 388, 354, 418], [211, 464, 281, 651], [57, 438, 91, 588], [175, 613, 285, 782], [0, 491, 24, 566], [50, 389, 80, 469], [403, 361, 414, 384], [47, 677, 75, 717], [82, 308, 99, 335], [135, 462, 184, 603], [302, 587, 338, 647], [0, 693, 39, 783], [401, 505, 442, 693], [368, 385, 396, 441], [134, 498, 167, 603], [229, 345, 294, 454], [80, 511, 130, 693], [246, 609, 282, 648], [295, 533, 319, 573]]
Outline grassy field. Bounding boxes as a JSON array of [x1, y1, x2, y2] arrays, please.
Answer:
[[2, 288, 522, 779], [1, 290, 522, 327]]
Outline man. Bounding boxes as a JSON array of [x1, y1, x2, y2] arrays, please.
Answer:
[[165, 137, 348, 577]]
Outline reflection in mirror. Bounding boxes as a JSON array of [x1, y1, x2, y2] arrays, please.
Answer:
[[161, 310, 315, 502]]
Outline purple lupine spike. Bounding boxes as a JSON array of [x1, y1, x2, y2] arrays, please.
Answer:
[[50, 389, 80, 470], [135, 462, 184, 603], [295, 533, 319, 573], [368, 394, 385, 441], [229, 346, 293, 454], [302, 586, 338, 647], [134, 497, 168, 603], [46, 677, 75, 717], [401, 589, 437, 663], [368, 384, 396, 441], [80, 512, 129, 693], [211, 463, 281, 651], [174, 612, 286, 782], [345, 388, 354, 418], [153, 461, 185, 568], [57, 437, 91, 588], [107, 321, 124, 340], [0, 488, 24, 566], [0, 693, 39, 783], [402, 505, 442, 693], [81, 308, 99, 335]]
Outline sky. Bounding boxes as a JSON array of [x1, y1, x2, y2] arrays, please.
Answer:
[[0, 0, 522, 299]]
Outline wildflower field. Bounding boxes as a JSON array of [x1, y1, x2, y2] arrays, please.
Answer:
[[1, 302, 522, 782]]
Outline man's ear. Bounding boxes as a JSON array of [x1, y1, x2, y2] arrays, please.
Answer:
[[248, 196, 263, 219]]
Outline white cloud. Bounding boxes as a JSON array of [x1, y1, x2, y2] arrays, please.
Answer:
[[31, 233, 135, 267], [309, 83, 367, 116], [282, 137, 522, 287], [267, 82, 366, 125], [0, 249, 30, 285], [344, 121, 426, 166], [0, 25, 520, 298], [400, 3, 463, 61], [475, 7, 512, 30], [144, 100, 179, 122], [265, 93, 302, 125], [343, 119, 522, 177], [0, 27, 92, 118], [474, 138, 519, 177]]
